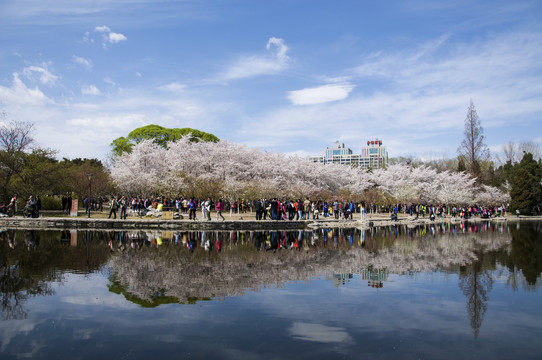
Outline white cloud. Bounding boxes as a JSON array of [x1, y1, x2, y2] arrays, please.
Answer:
[[221, 37, 290, 81], [104, 77, 116, 86], [0, 318, 43, 352], [83, 31, 94, 43], [108, 32, 127, 43], [266, 37, 289, 62], [94, 25, 111, 33], [22, 64, 59, 85], [288, 84, 355, 105], [353, 31, 542, 98], [289, 322, 352, 343], [73, 55, 92, 69], [0, 73, 51, 106], [60, 295, 132, 307], [66, 114, 147, 133], [158, 83, 186, 92], [238, 29, 542, 158], [81, 85, 101, 95], [56, 272, 138, 309], [93, 25, 127, 47]]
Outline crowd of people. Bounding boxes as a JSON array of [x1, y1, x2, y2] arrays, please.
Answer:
[[0, 193, 508, 222], [97, 196, 363, 221], [94, 195, 508, 222], [0, 196, 18, 217], [0, 195, 42, 218]]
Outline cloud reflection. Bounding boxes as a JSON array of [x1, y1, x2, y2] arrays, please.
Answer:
[[289, 322, 352, 343]]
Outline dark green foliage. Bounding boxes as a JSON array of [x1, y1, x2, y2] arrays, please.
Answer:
[[510, 168, 535, 214], [108, 276, 211, 307], [0, 230, 112, 319], [0, 120, 112, 204], [0, 150, 113, 205], [39, 196, 62, 210], [507, 222, 542, 284], [62, 158, 104, 167], [0, 148, 62, 203], [509, 153, 542, 215]]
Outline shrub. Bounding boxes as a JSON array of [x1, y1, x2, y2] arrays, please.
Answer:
[[40, 196, 62, 210]]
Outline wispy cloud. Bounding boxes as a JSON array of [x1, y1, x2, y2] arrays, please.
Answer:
[[67, 114, 145, 132], [1, 0, 540, 163], [0, 0, 111, 19], [21, 63, 59, 85], [220, 37, 290, 81], [158, 83, 186, 92], [0, 0, 195, 23], [353, 30, 541, 94], [104, 77, 116, 86], [240, 29, 542, 157], [73, 55, 92, 69], [352, 30, 542, 129], [81, 85, 101, 95], [95, 25, 110, 33]]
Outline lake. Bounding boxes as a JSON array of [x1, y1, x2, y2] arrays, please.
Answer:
[[1, 221, 541, 359]]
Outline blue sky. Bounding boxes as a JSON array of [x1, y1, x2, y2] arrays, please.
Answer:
[[0, 0, 541, 162]]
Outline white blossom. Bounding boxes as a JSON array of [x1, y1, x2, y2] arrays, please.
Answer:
[[109, 137, 505, 205]]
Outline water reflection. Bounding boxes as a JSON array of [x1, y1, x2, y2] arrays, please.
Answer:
[[459, 253, 493, 339], [1, 222, 541, 339], [0, 229, 110, 320]]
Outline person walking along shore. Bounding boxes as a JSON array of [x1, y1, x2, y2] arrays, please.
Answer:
[[216, 199, 225, 221]]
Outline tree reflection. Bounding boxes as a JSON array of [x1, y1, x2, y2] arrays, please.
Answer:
[[0, 229, 111, 320], [2, 222, 539, 333], [107, 226, 514, 310], [459, 252, 493, 339], [506, 222, 542, 287], [0, 230, 53, 320]]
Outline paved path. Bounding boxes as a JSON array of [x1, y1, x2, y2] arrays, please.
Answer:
[[0, 211, 527, 231]]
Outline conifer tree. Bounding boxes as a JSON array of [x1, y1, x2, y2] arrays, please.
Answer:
[[509, 153, 542, 215]]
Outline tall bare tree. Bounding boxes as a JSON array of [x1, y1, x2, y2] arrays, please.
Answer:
[[0, 118, 35, 202], [501, 141, 517, 165], [500, 140, 541, 165], [458, 100, 490, 180], [0, 119, 34, 153], [519, 141, 542, 161]]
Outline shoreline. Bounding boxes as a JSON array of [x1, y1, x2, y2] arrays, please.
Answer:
[[0, 212, 536, 231]]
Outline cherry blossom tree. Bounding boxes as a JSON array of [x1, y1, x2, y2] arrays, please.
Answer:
[[109, 136, 506, 207], [475, 184, 510, 206]]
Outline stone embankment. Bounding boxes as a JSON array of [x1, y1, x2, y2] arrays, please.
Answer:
[[0, 213, 519, 231]]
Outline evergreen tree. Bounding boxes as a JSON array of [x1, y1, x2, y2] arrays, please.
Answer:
[[509, 153, 542, 215], [510, 168, 535, 215]]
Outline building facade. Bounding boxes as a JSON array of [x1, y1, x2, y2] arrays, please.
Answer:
[[309, 140, 388, 169]]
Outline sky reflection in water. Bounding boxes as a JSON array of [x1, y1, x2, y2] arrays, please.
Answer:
[[0, 221, 541, 359]]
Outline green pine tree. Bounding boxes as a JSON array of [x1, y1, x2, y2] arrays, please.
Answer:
[[510, 168, 535, 215], [509, 153, 542, 215]]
